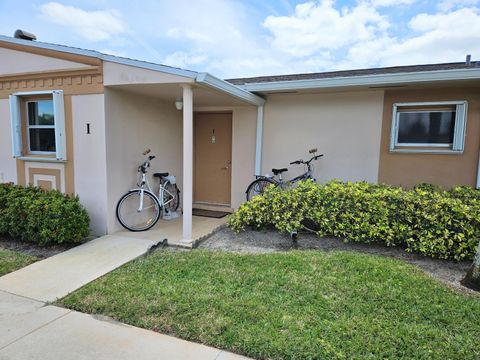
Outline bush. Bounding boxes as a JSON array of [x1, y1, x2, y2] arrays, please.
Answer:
[[228, 180, 480, 261], [0, 183, 90, 245]]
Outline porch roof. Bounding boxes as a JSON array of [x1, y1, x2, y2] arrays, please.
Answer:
[[0, 35, 265, 106]]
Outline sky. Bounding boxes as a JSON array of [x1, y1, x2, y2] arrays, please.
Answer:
[[0, 0, 479, 78]]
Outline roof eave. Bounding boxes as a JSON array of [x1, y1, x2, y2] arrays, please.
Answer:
[[196, 72, 265, 106], [0, 35, 197, 79], [240, 68, 480, 92]]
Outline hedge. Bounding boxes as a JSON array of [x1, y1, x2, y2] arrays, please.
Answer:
[[228, 180, 480, 261], [0, 183, 90, 245]]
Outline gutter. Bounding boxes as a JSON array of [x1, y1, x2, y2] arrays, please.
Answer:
[[196, 72, 265, 106], [240, 68, 480, 92]]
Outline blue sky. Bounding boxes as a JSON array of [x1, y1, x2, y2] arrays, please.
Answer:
[[1, 0, 479, 78]]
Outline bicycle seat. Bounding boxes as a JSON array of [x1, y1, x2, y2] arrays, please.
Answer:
[[153, 172, 169, 178], [272, 168, 288, 175]]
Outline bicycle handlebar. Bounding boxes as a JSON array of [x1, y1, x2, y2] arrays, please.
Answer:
[[290, 154, 323, 165]]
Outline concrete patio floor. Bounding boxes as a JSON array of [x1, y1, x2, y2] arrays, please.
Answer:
[[114, 215, 228, 248]]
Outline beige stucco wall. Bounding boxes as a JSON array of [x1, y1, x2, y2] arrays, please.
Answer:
[[103, 62, 195, 86], [72, 94, 108, 236], [261, 91, 385, 183], [104, 88, 183, 233], [231, 107, 257, 208], [0, 99, 17, 183], [0, 47, 88, 74]]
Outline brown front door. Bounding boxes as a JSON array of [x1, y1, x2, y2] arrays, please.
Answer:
[[194, 112, 232, 205]]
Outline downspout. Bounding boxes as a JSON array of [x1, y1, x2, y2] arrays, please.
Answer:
[[255, 105, 264, 176]]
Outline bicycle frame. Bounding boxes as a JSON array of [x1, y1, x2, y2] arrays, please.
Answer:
[[256, 155, 318, 188], [134, 159, 176, 212]]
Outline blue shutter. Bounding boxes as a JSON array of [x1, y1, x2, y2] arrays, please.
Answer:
[[9, 95, 22, 157], [53, 90, 67, 160]]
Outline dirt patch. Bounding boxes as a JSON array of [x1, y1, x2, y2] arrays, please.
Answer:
[[0, 235, 79, 259], [198, 228, 475, 293]]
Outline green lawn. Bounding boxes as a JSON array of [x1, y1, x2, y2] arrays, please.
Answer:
[[60, 250, 480, 360], [0, 248, 37, 276]]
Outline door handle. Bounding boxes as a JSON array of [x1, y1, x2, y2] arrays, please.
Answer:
[[221, 160, 231, 170]]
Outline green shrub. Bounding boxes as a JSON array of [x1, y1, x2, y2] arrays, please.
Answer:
[[0, 183, 90, 245], [228, 180, 480, 261]]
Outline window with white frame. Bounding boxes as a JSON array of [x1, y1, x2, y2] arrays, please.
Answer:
[[390, 101, 468, 153], [10, 90, 66, 160], [27, 100, 56, 153]]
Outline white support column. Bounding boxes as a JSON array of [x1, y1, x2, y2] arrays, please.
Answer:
[[181, 84, 193, 242], [254, 105, 264, 176]]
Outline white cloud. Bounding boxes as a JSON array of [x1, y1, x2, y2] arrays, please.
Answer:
[[437, 0, 479, 12], [349, 8, 480, 66], [263, 0, 389, 57], [163, 51, 209, 69], [40, 2, 126, 41], [369, 0, 416, 7]]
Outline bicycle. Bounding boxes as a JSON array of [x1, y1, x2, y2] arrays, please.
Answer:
[[246, 148, 323, 201], [245, 148, 323, 237], [116, 149, 180, 232]]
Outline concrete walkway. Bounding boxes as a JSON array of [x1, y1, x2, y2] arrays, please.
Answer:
[[0, 291, 248, 359], [0, 234, 164, 302], [0, 216, 249, 359]]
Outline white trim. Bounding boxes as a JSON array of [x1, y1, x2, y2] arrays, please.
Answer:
[[0, 35, 197, 79], [196, 72, 265, 106], [389, 149, 464, 155], [394, 101, 467, 107], [18, 156, 66, 163], [11, 90, 56, 96], [32, 174, 57, 190], [241, 68, 480, 92], [255, 105, 264, 175]]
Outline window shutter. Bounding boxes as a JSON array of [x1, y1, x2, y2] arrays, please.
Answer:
[[53, 90, 67, 160], [9, 95, 22, 157], [389, 104, 398, 150], [452, 102, 468, 152]]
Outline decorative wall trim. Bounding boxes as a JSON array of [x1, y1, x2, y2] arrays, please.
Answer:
[[25, 163, 64, 192]]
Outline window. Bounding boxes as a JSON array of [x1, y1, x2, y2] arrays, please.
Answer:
[[10, 90, 66, 160], [27, 100, 56, 153], [390, 101, 468, 153]]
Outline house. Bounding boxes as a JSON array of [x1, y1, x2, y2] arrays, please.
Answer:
[[1, 34, 479, 241]]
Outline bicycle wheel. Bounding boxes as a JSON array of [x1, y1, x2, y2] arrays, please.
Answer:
[[246, 178, 276, 201], [301, 218, 321, 233], [116, 190, 161, 231], [162, 182, 180, 212]]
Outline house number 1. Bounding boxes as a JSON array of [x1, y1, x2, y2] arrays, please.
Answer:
[[211, 129, 216, 144]]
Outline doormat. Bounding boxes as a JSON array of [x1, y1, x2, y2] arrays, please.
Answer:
[[192, 208, 231, 218]]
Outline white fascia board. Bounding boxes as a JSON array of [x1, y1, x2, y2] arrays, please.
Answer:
[[196, 72, 265, 106], [242, 68, 480, 92], [0, 35, 197, 79]]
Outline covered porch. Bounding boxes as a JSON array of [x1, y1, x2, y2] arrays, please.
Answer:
[[102, 61, 264, 245]]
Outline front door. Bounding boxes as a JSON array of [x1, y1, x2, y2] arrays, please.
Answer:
[[194, 112, 232, 205]]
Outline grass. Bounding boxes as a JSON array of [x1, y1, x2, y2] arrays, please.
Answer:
[[0, 248, 37, 276], [60, 250, 480, 360]]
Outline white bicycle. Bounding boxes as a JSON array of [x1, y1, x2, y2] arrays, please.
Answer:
[[116, 149, 180, 231]]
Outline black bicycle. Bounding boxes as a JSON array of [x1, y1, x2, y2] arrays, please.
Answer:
[[246, 148, 323, 201]]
